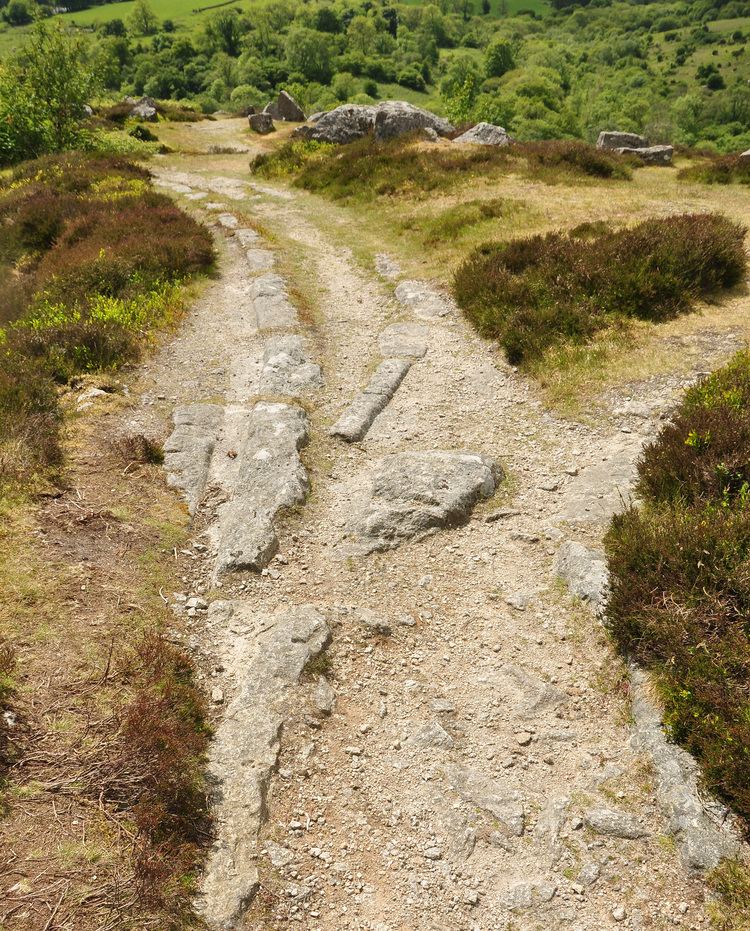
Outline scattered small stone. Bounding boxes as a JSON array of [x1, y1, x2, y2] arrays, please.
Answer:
[[211, 687, 225, 705], [612, 905, 626, 922]]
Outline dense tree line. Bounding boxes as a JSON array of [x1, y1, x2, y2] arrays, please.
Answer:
[[1, 0, 749, 151]]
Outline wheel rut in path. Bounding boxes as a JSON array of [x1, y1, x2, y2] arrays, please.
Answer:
[[144, 164, 744, 931]]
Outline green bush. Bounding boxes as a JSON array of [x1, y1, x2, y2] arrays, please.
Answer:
[[606, 350, 750, 823], [454, 213, 747, 365]]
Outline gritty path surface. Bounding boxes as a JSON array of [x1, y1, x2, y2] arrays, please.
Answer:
[[117, 139, 748, 931]]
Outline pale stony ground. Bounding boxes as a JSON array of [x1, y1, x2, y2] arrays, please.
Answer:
[[116, 127, 750, 931]]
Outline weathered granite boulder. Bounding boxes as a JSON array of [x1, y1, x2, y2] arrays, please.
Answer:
[[373, 100, 454, 141], [131, 96, 158, 121], [249, 112, 274, 134], [263, 90, 305, 122], [616, 144, 673, 165], [597, 130, 647, 150], [293, 101, 454, 145], [343, 450, 501, 555], [454, 122, 511, 146]]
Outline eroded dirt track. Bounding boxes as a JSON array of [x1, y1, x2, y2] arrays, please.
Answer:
[[135, 133, 747, 931]]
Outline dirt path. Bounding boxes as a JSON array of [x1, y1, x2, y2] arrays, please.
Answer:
[[137, 129, 747, 931]]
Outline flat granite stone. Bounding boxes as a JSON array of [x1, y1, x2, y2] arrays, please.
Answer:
[[215, 402, 309, 575], [198, 602, 330, 929], [343, 450, 501, 554], [259, 335, 323, 397], [164, 403, 223, 515]]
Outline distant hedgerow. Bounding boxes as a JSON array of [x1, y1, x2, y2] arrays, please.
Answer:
[[454, 213, 746, 365], [606, 350, 750, 824]]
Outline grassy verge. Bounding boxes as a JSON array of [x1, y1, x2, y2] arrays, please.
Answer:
[[0, 414, 211, 928], [453, 214, 747, 366], [605, 351, 750, 824], [250, 135, 633, 200], [0, 151, 215, 928], [0, 152, 214, 489]]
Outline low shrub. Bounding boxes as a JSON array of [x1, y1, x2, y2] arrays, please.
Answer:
[[522, 140, 633, 180], [606, 350, 750, 825], [678, 154, 750, 185], [250, 139, 336, 178], [0, 153, 214, 489], [0, 351, 62, 483], [252, 135, 632, 202], [102, 634, 210, 910], [454, 213, 746, 365]]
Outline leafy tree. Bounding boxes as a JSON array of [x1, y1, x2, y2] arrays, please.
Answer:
[[5, 0, 34, 26], [285, 27, 333, 83], [485, 37, 514, 77], [0, 22, 100, 164], [482, 0, 491, 14], [128, 0, 159, 37], [347, 16, 377, 55], [314, 6, 341, 33], [206, 11, 242, 57], [102, 18, 127, 37]]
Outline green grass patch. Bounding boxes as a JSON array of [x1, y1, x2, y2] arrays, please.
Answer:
[[606, 350, 750, 825], [453, 213, 746, 366], [401, 196, 524, 243]]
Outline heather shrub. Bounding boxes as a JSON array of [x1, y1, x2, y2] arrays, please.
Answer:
[[606, 501, 750, 820], [454, 213, 746, 365], [606, 350, 750, 825], [102, 634, 210, 909], [0, 153, 214, 489], [678, 154, 750, 185], [255, 135, 632, 202]]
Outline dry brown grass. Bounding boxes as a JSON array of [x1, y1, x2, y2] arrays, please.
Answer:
[[0, 392, 209, 931]]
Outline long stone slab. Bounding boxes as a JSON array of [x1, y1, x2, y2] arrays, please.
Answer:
[[259, 335, 323, 397], [251, 274, 298, 332], [164, 403, 223, 515], [555, 537, 743, 871], [330, 358, 412, 442], [215, 402, 309, 575], [630, 665, 740, 871], [198, 602, 331, 929]]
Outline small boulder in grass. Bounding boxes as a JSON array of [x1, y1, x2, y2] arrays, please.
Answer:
[[249, 112, 274, 135]]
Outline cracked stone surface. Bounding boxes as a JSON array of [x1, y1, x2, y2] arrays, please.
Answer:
[[198, 602, 331, 929], [215, 402, 309, 576], [342, 450, 501, 554], [164, 403, 223, 515]]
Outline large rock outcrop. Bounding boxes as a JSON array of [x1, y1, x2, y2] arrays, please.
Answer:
[[615, 144, 673, 165], [453, 122, 511, 146], [263, 90, 305, 122], [293, 101, 454, 145], [248, 112, 274, 134], [597, 130, 647, 150]]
